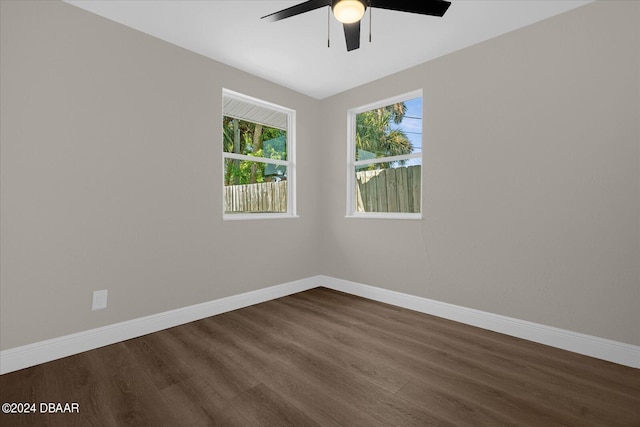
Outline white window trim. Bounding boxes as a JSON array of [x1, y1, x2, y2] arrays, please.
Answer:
[[346, 89, 423, 220], [222, 89, 297, 220]]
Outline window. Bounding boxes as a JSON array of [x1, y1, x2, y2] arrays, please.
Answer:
[[222, 89, 296, 219], [347, 90, 423, 219]]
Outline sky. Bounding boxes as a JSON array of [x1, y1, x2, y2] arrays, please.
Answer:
[[355, 95, 423, 167], [396, 96, 422, 167], [400, 96, 423, 154]]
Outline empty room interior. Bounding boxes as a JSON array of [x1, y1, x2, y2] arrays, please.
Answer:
[[1, 0, 639, 425]]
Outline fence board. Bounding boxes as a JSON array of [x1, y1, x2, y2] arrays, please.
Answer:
[[355, 178, 364, 212], [411, 166, 421, 213], [387, 168, 398, 212], [376, 172, 387, 212], [397, 167, 408, 212], [366, 170, 377, 212]]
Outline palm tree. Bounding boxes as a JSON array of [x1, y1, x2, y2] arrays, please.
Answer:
[[355, 102, 413, 168]]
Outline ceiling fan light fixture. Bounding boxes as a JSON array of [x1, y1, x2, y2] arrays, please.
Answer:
[[332, 0, 366, 24]]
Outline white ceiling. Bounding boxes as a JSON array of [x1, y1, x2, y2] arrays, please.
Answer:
[[65, 0, 593, 99]]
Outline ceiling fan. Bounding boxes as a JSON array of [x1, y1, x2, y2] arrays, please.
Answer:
[[261, 0, 451, 52]]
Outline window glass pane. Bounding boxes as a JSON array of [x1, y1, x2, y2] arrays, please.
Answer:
[[355, 159, 421, 213], [224, 159, 287, 214], [223, 117, 287, 160], [355, 96, 422, 161]]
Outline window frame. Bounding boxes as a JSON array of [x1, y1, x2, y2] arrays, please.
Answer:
[[222, 89, 297, 220], [346, 89, 423, 220]]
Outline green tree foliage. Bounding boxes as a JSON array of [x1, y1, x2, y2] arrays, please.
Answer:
[[355, 102, 413, 169], [223, 117, 286, 185]]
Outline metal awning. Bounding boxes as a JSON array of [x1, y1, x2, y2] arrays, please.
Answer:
[[223, 96, 287, 130]]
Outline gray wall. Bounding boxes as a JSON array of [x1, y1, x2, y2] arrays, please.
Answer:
[[319, 0, 640, 346], [0, 0, 321, 350], [1, 0, 638, 351]]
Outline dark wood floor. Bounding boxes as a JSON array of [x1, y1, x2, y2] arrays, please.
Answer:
[[1, 287, 639, 426]]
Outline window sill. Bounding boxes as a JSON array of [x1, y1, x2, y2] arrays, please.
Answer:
[[346, 213, 422, 220], [223, 213, 300, 221]]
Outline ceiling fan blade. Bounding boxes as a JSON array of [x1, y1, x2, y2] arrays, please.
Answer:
[[261, 0, 331, 22], [370, 0, 451, 17], [343, 22, 361, 51]]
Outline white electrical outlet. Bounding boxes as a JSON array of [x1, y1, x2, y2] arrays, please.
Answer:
[[92, 290, 108, 311]]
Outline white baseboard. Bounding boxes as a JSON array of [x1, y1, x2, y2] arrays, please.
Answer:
[[319, 275, 640, 369], [2, 275, 638, 374], [0, 277, 318, 375]]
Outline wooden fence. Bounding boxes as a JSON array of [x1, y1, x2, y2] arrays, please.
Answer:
[[224, 165, 420, 214], [224, 181, 287, 213], [356, 165, 421, 213]]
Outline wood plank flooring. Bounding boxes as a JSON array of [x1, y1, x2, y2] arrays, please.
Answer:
[[1, 287, 639, 426]]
